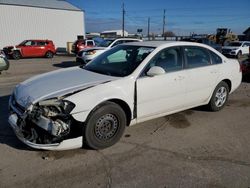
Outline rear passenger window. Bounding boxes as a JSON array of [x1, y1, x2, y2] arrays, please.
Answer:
[[210, 51, 222, 64], [37, 41, 46, 46], [184, 47, 211, 68]]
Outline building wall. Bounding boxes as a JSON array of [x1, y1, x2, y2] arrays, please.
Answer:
[[0, 4, 85, 49]]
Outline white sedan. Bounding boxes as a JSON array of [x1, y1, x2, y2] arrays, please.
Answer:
[[9, 41, 242, 150], [76, 38, 142, 63]]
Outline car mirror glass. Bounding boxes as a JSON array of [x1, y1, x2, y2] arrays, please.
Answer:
[[147, 66, 165, 77]]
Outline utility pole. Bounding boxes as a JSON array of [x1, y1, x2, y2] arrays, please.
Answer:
[[147, 17, 150, 40], [122, 3, 125, 37], [162, 9, 166, 38]]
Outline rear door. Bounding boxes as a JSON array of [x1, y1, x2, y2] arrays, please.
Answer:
[[35, 41, 47, 56], [183, 46, 222, 106]]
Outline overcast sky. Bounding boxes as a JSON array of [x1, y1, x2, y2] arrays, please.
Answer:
[[67, 0, 250, 36]]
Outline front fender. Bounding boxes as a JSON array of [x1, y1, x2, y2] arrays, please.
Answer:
[[65, 78, 135, 122]]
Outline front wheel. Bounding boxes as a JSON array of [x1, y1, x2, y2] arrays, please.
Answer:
[[12, 51, 21, 60], [208, 81, 229, 111], [83, 102, 126, 149]]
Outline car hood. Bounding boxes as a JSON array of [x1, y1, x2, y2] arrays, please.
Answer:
[[4, 45, 14, 49], [222, 46, 239, 50], [83, 47, 107, 51], [14, 67, 117, 108]]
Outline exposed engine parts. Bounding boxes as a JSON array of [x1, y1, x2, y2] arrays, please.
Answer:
[[13, 98, 81, 144]]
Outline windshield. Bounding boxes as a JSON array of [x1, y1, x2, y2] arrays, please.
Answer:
[[18, 40, 27, 46], [98, 39, 114, 47], [228, 42, 242, 47], [84, 45, 155, 77]]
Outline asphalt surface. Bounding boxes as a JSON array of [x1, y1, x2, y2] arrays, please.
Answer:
[[0, 56, 250, 188]]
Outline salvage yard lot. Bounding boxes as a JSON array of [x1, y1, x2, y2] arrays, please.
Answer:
[[0, 56, 250, 187]]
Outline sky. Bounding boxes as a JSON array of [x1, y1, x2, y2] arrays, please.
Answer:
[[67, 0, 250, 36]]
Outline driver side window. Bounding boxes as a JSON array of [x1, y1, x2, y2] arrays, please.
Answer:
[[144, 47, 183, 74]]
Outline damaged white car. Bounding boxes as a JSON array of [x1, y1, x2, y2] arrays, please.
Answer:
[[9, 41, 242, 150]]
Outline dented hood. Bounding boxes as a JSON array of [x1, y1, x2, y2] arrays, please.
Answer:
[[14, 67, 117, 108]]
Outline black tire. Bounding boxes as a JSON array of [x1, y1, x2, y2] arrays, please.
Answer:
[[208, 81, 229, 111], [237, 51, 242, 59], [45, 51, 54, 58], [83, 102, 126, 149], [12, 51, 21, 60]]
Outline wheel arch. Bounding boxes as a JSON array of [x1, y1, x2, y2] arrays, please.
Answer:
[[85, 99, 132, 127], [107, 99, 132, 126], [221, 79, 232, 92], [207, 79, 232, 104]]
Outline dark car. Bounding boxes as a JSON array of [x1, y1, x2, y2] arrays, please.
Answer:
[[181, 37, 222, 52], [241, 57, 250, 76], [0, 50, 9, 73], [3, 40, 56, 60]]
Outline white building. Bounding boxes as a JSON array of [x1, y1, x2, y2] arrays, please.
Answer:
[[0, 0, 85, 50], [101, 30, 128, 38]]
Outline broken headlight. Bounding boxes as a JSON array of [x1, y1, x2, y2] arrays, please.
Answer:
[[28, 99, 76, 138], [38, 99, 75, 117]]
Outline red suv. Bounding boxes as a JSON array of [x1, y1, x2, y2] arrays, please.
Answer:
[[71, 39, 95, 54], [3, 40, 56, 59]]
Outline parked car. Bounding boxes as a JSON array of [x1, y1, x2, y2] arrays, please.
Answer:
[[0, 50, 9, 73], [196, 38, 222, 52], [241, 57, 250, 76], [3, 40, 56, 59], [9, 41, 242, 150], [76, 38, 142, 63], [222, 41, 250, 58], [181, 37, 222, 52], [71, 39, 95, 54]]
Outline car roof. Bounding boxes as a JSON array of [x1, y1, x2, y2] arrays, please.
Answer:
[[122, 41, 211, 48], [26, 39, 52, 42]]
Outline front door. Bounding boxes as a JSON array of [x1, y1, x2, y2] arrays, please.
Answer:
[[136, 47, 187, 122], [21, 40, 38, 57]]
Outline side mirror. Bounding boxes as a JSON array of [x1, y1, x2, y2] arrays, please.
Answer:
[[146, 66, 165, 77]]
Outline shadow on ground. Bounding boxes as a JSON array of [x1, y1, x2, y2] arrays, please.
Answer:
[[0, 95, 29, 150], [53, 61, 82, 68]]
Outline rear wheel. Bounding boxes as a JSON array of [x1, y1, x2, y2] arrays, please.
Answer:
[[45, 51, 54, 58], [12, 51, 21, 60], [83, 102, 126, 149], [208, 81, 229, 111]]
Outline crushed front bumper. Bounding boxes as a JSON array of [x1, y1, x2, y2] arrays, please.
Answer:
[[9, 113, 83, 150]]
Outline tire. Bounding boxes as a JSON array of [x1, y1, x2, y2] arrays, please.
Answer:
[[83, 102, 126, 149], [237, 51, 242, 59], [12, 51, 21, 60], [45, 51, 54, 58], [208, 81, 229, 111]]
